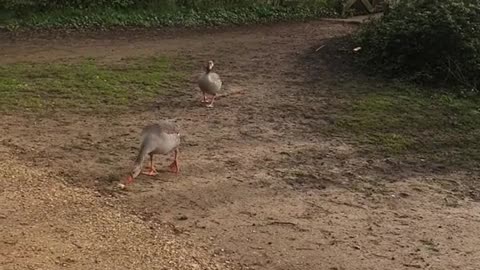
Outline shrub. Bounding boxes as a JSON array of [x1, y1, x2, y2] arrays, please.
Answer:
[[354, 0, 480, 91], [0, 0, 340, 29], [0, 0, 339, 11]]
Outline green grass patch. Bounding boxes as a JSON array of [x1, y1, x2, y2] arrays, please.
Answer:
[[0, 57, 184, 112], [335, 82, 480, 167], [0, 5, 337, 30]]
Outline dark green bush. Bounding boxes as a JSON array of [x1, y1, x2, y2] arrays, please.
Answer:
[[0, 0, 339, 29], [1, 4, 336, 29], [354, 0, 480, 91], [0, 0, 338, 10], [0, 0, 138, 10]]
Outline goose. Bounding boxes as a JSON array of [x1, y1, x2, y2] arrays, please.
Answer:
[[126, 121, 180, 185], [198, 60, 222, 108]]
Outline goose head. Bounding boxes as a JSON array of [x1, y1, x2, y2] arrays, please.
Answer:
[[131, 164, 142, 178], [205, 60, 214, 72], [126, 163, 142, 184]]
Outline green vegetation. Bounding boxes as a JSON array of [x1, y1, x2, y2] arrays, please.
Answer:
[[353, 0, 480, 92], [334, 81, 480, 167], [0, 57, 184, 112], [342, 0, 480, 166], [0, 0, 339, 29]]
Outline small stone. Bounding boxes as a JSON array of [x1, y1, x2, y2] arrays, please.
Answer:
[[177, 215, 188, 221]]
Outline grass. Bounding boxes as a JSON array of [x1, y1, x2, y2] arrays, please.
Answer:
[[311, 33, 480, 169], [0, 57, 184, 112], [334, 82, 480, 167], [2, 55, 478, 167], [0, 5, 337, 30]]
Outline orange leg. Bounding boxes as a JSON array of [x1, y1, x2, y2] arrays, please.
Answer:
[[206, 94, 216, 108], [201, 93, 209, 103], [168, 149, 179, 174], [142, 155, 158, 176]]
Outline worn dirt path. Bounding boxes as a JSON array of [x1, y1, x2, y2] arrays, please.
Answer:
[[1, 21, 480, 270]]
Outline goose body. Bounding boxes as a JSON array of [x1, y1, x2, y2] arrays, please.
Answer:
[[126, 120, 180, 184], [198, 60, 222, 107]]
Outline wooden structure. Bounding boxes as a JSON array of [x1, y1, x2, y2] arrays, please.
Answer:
[[343, 0, 384, 16]]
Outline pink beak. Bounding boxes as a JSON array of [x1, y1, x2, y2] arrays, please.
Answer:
[[126, 175, 134, 185]]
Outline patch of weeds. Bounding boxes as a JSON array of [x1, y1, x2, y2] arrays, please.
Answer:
[[419, 239, 440, 252], [0, 5, 337, 30], [0, 57, 184, 113], [369, 133, 413, 153], [335, 81, 480, 168]]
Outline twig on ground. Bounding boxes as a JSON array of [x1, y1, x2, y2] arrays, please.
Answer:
[[315, 45, 325, 52]]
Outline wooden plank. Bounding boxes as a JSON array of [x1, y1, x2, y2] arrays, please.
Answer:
[[344, 0, 358, 12], [343, 0, 376, 15], [361, 0, 375, 12]]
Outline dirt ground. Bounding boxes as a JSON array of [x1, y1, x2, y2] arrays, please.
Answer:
[[1, 21, 480, 270], [0, 155, 231, 270]]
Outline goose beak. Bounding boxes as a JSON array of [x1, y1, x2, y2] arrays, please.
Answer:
[[126, 175, 134, 185]]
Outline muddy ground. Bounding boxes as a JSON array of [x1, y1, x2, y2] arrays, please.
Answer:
[[1, 21, 480, 270]]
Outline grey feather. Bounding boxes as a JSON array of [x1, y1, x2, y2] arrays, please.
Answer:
[[198, 61, 223, 95], [130, 120, 181, 178]]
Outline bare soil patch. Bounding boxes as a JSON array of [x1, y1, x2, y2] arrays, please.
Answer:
[[0, 154, 231, 270]]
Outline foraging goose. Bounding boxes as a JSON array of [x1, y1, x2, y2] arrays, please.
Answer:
[[198, 60, 223, 108], [126, 121, 180, 185]]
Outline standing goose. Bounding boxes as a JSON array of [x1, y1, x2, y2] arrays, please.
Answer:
[[198, 60, 222, 108], [126, 121, 180, 185]]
